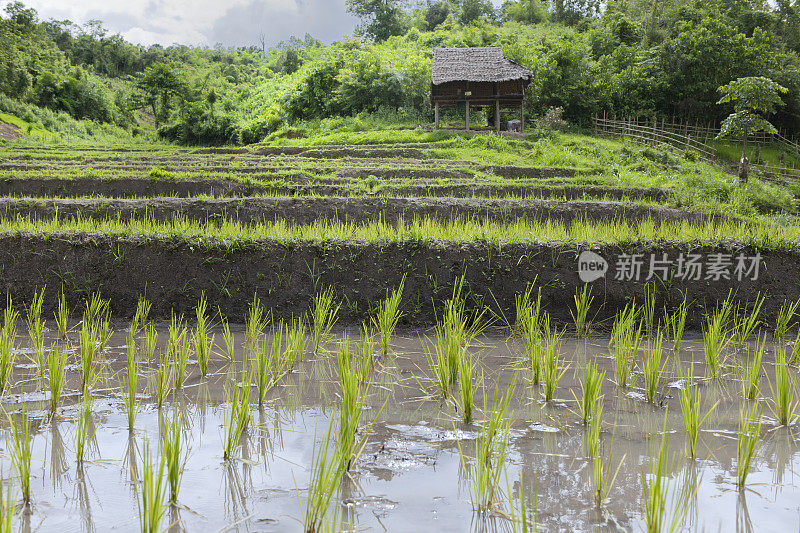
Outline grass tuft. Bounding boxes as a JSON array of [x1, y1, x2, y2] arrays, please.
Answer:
[[372, 277, 405, 355], [311, 288, 340, 354], [736, 403, 762, 490], [571, 285, 594, 337]]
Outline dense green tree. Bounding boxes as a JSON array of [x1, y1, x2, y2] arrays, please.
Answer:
[[133, 63, 186, 126], [346, 0, 409, 41]]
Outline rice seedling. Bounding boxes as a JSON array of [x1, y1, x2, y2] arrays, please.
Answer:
[[311, 288, 340, 354], [457, 350, 477, 424], [137, 439, 167, 533], [254, 322, 288, 405], [667, 297, 688, 352], [642, 332, 667, 403], [222, 378, 252, 460], [464, 382, 514, 513], [284, 317, 306, 368], [775, 298, 800, 343], [79, 320, 99, 393], [0, 302, 17, 393], [571, 285, 594, 337], [520, 294, 543, 385], [47, 342, 68, 414], [162, 410, 186, 505], [514, 283, 540, 335], [372, 276, 405, 355], [611, 305, 642, 388], [221, 318, 235, 361], [84, 293, 113, 352], [134, 297, 151, 332], [679, 365, 717, 459], [506, 471, 536, 533], [0, 481, 13, 531], [143, 324, 158, 363], [642, 284, 657, 338], [246, 294, 270, 354], [732, 294, 764, 351], [155, 345, 174, 409], [121, 328, 140, 430], [54, 291, 70, 339], [303, 419, 346, 533], [174, 324, 191, 389], [337, 339, 370, 469], [26, 288, 46, 376], [588, 402, 624, 509], [7, 409, 31, 505], [738, 333, 766, 400], [356, 323, 375, 383], [193, 293, 214, 377], [768, 347, 797, 426], [75, 392, 94, 464], [736, 403, 762, 490], [789, 328, 800, 366], [703, 298, 734, 378], [641, 413, 692, 533], [572, 360, 604, 426], [541, 316, 567, 402], [421, 324, 455, 397]]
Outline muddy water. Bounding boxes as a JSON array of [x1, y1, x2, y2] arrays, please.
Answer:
[[3, 324, 799, 532]]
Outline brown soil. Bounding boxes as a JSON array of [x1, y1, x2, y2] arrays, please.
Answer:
[[0, 177, 668, 201], [0, 234, 789, 327], [0, 197, 713, 226], [0, 122, 21, 141]]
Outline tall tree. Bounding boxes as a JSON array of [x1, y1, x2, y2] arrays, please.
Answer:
[[346, 0, 409, 41], [133, 63, 186, 127]]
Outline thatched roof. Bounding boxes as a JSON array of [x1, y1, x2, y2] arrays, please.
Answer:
[[431, 47, 534, 85]]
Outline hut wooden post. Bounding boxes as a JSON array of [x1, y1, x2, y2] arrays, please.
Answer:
[[465, 101, 470, 131], [434, 102, 439, 129], [520, 102, 525, 133], [495, 100, 500, 134]]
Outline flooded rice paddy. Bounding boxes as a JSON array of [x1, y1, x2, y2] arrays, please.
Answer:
[[3, 323, 800, 532]]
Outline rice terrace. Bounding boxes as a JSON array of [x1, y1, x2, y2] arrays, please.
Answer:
[[2, 0, 800, 531]]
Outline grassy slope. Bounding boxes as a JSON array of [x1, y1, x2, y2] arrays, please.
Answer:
[[0, 112, 52, 138]]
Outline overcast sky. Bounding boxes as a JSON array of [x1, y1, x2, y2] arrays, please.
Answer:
[[2, 0, 506, 49]]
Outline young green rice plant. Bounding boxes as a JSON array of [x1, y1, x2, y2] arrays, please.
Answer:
[[54, 291, 70, 339], [303, 419, 346, 533], [465, 382, 515, 513], [789, 328, 800, 366], [47, 342, 68, 414], [506, 471, 536, 533], [422, 324, 455, 398], [337, 339, 370, 469], [572, 360, 604, 426], [254, 322, 288, 406], [222, 379, 251, 460], [355, 323, 376, 384], [775, 298, 800, 343], [738, 334, 766, 401], [134, 297, 151, 332], [541, 316, 567, 402], [732, 294, 764, 351], [246, 294, 270, 354], [372, 276, 405, 355], [8, 409, 32, 505], [667, 297, 688, 352], [642, 284, 657, 339], [679, 365, 717, 459], [75, 392, 94, 464], [642, 332, 667, 403], [520, 299, 543, 385], [193, 293, 214, 377], [121, 328, 140, 430], [611, 305, 642, 388], [571, 285, 594, 337], [311, 288, 340, 354], [0, 303, 17, 394], [641, 413, 692, 533], [768, 347, 797, 426], [588, 402, 624, 509], [26, 288, 46, 376], [174, 325, 191, 389], [143, 324, 158, 363], [736, 403, 762, 490], [79, 320, 99, 393], [137, 438, 167, 533], [514, 283, 540, 335], [457, 351, 477, 424], [703, 301, 734, 378], [0, 481, 13, 531], [155, 345, 174, 409], [83, 293, 113, 353], [284, 317, 306, 367], [221, 318, 235, 362], [162, 409, 186, 505]]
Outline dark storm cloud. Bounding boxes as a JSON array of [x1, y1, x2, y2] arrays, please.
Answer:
[[206, 0, 358, 48]]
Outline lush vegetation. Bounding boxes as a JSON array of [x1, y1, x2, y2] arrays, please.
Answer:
[[0, 0, 798, 145]]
